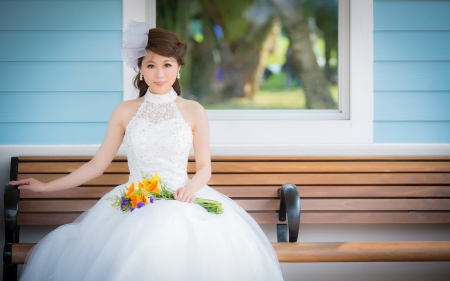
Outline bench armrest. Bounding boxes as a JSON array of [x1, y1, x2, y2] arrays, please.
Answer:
[[4, 183, 19, 244], [277, 184, 300, 243]]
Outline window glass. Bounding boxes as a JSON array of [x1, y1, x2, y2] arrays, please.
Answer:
[[157, 0, 338, 109]]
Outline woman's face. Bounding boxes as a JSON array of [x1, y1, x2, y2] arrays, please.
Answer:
[[140, 50, 180, 95]]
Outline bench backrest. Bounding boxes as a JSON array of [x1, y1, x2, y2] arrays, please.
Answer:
[[12, 156, 450, 226]]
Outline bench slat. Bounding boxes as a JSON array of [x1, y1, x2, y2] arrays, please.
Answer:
[[19, 161, 450, 174], [12, 241, 450, 264], [299, 212, 450, 224], [19, 173, 450, 186], [17, 212, 450, 226], [18, 199, 450, 213], [18, 155, 450, 162], [273, 241, 450, 262], [19, 162, 129, 174], [20, 185, 450, 199], [16, 213, 286, 225]]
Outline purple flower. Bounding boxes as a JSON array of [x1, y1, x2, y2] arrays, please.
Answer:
[[137, 202, 145, 208], [130, 207, 135, 212], [149, 196, 154, 204]]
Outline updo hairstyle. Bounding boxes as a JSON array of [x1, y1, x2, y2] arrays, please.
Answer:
[[134, 28, 187, 97]]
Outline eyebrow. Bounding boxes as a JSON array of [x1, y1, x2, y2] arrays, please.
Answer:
[[145, 58, 175, 63]]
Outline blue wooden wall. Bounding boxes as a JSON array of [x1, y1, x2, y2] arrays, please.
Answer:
[[374, 0, 450, 142], [0, 0, 123, 144]]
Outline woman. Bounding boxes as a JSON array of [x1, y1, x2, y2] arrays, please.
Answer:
[[11, 21, 284, 281]]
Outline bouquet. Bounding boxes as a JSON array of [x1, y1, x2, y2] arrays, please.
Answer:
[[106, 172, 223, 214]]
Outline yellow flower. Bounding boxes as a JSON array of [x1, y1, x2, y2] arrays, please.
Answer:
[[142, 179, 153, 191], [151, 172, 161, 182]]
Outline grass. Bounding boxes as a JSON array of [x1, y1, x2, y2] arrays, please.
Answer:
[[203, 73, 338, 110]]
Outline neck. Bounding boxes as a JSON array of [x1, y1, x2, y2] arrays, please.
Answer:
[[145, 87, 177, 104]]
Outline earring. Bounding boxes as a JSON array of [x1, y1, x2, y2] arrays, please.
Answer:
[[140, 73, 143, 81], [177, 72, 180, 79]]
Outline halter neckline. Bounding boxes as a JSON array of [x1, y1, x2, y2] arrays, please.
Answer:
[[145, 88, 177, 104]]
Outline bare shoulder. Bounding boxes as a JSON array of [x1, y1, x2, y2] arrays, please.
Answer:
[[175, 97, 207, 129], [111, 97, 145, 128]]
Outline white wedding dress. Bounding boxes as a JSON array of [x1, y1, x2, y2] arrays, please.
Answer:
[[20, 88, 284, 281]]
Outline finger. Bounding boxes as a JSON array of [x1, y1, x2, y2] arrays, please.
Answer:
[[9, 179, 29, 186], [176, 189, 185, 201], [173, 190, 177, 199]]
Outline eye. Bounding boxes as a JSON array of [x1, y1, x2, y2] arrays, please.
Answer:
[[147, 64, 155, 68], [164, 63, 172, 67]]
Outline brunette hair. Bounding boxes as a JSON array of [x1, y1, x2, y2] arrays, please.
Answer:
[[134, 28, 187, 97]]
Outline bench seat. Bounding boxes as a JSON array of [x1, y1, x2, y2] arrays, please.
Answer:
[[4, 155, 450, 280]]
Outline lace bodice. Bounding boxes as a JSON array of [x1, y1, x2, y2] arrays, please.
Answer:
[[123, 88, 193, 190]]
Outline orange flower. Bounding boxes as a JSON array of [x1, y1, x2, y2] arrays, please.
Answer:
[[126, 182, 135, 197], [131, 195, 138, 208], [148, 181, 161, 194], [131, 194, 146, 208]]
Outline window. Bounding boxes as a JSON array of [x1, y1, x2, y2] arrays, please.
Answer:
[[123, 0, 373, 146], [155, 0, 349, 121]]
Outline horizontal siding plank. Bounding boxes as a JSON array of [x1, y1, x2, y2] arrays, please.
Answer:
[[18, 161, 450, 173], [0, 31, 121, 61], [17, 212, 450, 225], [19, 173, 450, 186], [18, 199, 450, 212], [374, 121, 450, 143], [0, 1, 122, 30], [374, 92, 450, 121], [374, 1, 450, 31], [0, 62, 122, 91], [0, 123, 108, 144], [374, 31, 450, 61], [0, 92, 121, 123], [374, 62, 450, 91], [19, 185, 450, 199]]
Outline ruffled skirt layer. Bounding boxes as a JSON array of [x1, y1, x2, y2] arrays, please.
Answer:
[[20, 184, 284, 281]]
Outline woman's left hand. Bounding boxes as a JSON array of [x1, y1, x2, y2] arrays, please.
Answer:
[[173, 187, 196, 203]]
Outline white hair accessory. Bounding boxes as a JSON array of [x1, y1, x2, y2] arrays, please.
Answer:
[[121, 20, 151, 68]]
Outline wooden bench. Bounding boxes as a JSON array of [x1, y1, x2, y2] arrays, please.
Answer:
[[4, 155, 450, 281]]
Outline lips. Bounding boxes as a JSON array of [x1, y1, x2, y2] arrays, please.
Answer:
[[155, 82, 165, 87]]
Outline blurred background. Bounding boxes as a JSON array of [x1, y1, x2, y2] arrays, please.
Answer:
[[156, 0, 338, 109]]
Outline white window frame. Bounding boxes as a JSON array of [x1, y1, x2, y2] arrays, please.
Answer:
[[123, 0, 373, 146]]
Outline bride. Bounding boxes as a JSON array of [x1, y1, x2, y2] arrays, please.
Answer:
[[10, 21, 284, 281]]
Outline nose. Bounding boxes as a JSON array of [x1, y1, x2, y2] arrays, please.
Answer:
[[156, 67, 164, 78]]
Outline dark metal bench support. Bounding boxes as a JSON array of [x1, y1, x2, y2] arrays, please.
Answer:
[[277, 184, 300, 243], [4, 157, 20, 281]]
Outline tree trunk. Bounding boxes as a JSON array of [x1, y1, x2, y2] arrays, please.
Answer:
[[188, 16, 216, 101], [201, 0, 274, 99], [270, 0, 336, 109]]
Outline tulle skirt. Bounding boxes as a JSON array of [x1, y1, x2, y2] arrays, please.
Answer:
[[20, 183, 284, 280]]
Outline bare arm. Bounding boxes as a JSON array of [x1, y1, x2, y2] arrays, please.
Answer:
[[10, 103, 128, 193], [173, 102, 211, 203]]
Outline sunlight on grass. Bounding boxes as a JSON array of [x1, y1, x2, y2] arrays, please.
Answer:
[[203, 73, 337, 110], [204, 89, 307, 109]]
